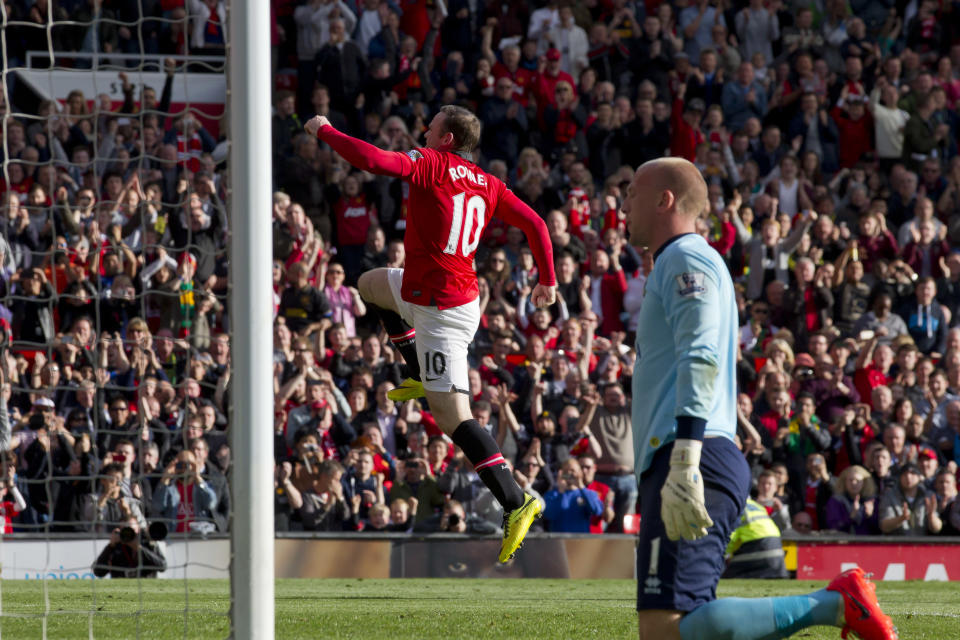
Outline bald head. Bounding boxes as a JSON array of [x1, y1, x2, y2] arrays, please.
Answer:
[[623, 157, 711, 250], [638, 157, 708, 217]]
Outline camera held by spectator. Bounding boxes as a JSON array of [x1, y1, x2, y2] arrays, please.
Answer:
[[92, 518, 167, 578]]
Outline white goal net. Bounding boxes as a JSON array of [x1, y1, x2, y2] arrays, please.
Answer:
[[0, 1, 272, 637]]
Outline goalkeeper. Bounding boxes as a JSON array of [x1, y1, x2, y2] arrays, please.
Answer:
[[623, 158, 897, 640]]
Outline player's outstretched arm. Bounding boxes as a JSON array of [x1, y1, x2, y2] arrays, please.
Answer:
[[304, 115, 414, 179], [494, 189, 557, 307]]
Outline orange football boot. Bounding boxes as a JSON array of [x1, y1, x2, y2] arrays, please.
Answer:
[[826, 568, 898, 640]]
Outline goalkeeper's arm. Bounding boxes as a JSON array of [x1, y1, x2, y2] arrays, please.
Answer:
[[661, 265, 724, 541]]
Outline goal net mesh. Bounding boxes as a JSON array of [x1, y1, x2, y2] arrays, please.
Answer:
[[1, 1, 234, 637]]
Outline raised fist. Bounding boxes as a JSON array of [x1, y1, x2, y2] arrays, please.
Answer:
[[304, 115, 331, 137]]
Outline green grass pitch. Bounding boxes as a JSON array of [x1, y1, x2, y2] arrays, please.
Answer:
[[1, 578, 958, 639]]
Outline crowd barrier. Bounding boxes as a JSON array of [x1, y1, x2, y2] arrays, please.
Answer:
[[3, 534, 959, 580]]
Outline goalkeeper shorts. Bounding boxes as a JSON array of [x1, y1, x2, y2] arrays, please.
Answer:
[[635, 437, 751, 612]]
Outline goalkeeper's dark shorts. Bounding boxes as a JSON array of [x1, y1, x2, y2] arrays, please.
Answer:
[[635, 436, 751, 613]]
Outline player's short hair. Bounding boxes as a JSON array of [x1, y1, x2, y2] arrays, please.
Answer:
[[439, 105, 482, 153]]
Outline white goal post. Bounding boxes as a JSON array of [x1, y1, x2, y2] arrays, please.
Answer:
[[227, 0, 275, 638]]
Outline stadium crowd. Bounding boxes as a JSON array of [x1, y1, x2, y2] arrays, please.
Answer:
[[0, 0, 960, 545]]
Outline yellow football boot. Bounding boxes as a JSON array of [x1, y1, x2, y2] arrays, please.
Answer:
[[499, 494, 543, 563], [387, 377, 425, 402]]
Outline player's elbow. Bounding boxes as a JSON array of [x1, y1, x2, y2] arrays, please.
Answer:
[[354, 157, 380, 173], [682, 355, 721, 383], [676, 357, 721, 411]]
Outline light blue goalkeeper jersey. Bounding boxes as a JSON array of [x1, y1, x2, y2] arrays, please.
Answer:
[[632, 233, 738, 475]]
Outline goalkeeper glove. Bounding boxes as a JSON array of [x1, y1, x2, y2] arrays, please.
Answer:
[[660, 438, 714, 541]]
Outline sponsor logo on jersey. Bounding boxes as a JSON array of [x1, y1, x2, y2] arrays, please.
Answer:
[[405, 149, 424, 161], [675, 272, 706, 297], [343, 206, 367, 218]]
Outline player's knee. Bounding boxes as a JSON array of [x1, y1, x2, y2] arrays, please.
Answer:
[[423, 389, 471, 432], [429, 401, 459, 432], [357, 270, 377, 301], [637, 611, 683, 640], [358, 269, 390, 305]]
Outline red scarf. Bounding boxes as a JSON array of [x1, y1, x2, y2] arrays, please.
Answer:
[[175, 482, 196, 533], [176, 133, 203, 172]]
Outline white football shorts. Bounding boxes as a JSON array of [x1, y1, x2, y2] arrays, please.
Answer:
[[386, 267, 479, 394]]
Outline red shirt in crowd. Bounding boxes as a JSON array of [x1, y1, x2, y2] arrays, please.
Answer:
[[586, 480, 611, 534], [393, 54, 424, 101], [175, 482, 196, 533], [334, 194, 377, 247], [833, 423, 876, 475], [804, 481, 821, 530], [708, 220, 737, 255], [603, 205, 626, 234], [803, 287, 820, 332], [533, 69, 577, 122], [1, 500, 21, 533], [670, 98, 705, 162], [492, 63, 535, 106], [831, 106, 874, 169], [854, 364, 891, 409], [399, 0, 433, 49], [759, 410, 790, 438]]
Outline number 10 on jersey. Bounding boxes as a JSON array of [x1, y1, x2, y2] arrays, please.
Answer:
[[443, 192, 486, 257]]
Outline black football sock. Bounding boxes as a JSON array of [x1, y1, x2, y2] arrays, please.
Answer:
[[453, 419, 525, 512], [368, 303, 421, 381]]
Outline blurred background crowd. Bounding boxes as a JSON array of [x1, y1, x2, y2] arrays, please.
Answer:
[[0, 0, 959, 547]]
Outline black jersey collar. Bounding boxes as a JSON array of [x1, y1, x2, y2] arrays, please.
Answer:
[[653, 233, 697, 263]]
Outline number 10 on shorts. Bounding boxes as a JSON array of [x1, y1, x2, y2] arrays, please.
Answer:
[[423, 350, 447, 381]]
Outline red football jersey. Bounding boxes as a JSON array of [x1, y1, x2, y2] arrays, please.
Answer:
[[316, 124, 555, 310], [400, 147, 507, 308]]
